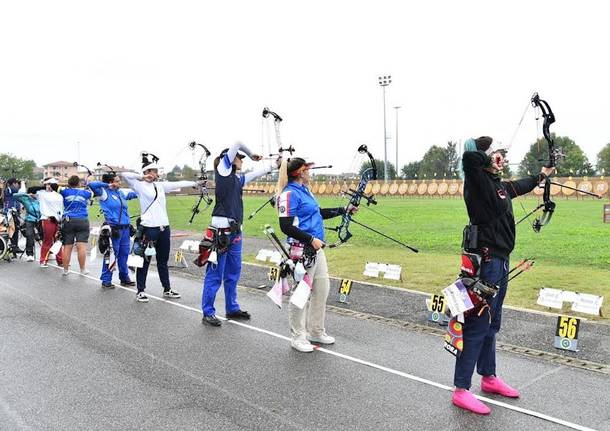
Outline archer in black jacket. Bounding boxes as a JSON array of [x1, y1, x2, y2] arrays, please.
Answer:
[[452, 136, 555, 415]]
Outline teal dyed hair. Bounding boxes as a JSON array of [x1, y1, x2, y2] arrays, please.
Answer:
[[463, 138, 477, 152], [458, 138, 477, 178]]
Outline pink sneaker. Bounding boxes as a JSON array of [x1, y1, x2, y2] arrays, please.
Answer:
[[452, 389, 491, 415], [481, 376, 520, 398]]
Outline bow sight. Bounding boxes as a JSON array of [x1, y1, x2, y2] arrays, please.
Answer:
[[96, 162, 116, 175]]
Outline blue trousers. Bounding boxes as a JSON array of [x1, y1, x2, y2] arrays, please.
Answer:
[[100, 226, 131, 284], [136, 226, 171, 293], [202, 232, 243, 316], [454, 257, 509, 389]]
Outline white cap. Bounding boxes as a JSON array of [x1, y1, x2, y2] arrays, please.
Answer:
[[43, 177, 59, 185], [142, 163, 160, 173]]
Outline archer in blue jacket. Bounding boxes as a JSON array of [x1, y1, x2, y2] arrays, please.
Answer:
[[89, 173, 138, 288]]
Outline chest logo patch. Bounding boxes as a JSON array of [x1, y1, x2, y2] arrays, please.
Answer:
[[497, 189, 507, 199]]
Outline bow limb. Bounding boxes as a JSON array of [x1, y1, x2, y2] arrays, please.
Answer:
[[188, 141, 213, 224], [262, 107, 294, 156]]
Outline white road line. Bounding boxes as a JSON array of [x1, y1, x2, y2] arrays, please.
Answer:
[[50, 264, 597, 431]]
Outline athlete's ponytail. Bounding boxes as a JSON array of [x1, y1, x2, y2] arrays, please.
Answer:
[[276, 157, 289, 197]]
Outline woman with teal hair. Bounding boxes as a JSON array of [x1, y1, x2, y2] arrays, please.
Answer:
[[451, 136, 555, 415]]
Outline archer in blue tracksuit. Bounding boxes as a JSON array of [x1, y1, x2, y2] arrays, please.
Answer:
[[201, 142, 270, 326], [89, 173, 138, 288]]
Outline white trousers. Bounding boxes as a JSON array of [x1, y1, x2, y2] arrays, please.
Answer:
[[289, 249, 330, 340]]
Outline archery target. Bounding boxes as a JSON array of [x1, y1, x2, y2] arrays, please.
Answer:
[[577, 181, 593, 194], [595, 181, 608, 195], [448, 182, 460, 195], [562, 180, 576, 196], [371, 183, 381, 195], [417, 183, 428, 195], [427, 182, 438, 195], [408, 183, 418, 195], [380, 183, 390, 195], [389, 183, 399, 195], [438, 182, 449, 195]]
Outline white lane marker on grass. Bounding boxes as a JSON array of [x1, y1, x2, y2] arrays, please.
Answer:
[[50, 264, 598, 431]]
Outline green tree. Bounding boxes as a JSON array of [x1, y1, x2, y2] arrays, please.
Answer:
[[359, 159, 396, 180], [181, 165, 196, 180], [166, 165, 183, 181], [401, 161, 420, 179], [596, 143, 610, 176], [517, 135, 592, 177], [419, 145, 449, 179], [0, 153, 36, 180]]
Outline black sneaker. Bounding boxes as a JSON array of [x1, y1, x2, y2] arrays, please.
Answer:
[[202, 315, 222, 326], [225, 310, 251, 320], [120, 280, 136, 287], [136, 292, 149, 302], [162, 289, 181, 299], [101, 282, 115, 289]]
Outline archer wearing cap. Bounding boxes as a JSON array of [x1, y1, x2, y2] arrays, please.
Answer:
[[200, 142, 274, 326], [450, 136, 555, 415], [121, 154, 200, 302], [275, 156, 355, 352]]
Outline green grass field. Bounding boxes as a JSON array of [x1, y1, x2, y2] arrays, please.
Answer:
[[115, 195, 610, 319]]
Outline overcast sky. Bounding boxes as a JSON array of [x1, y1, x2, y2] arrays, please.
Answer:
[[1, 0, 608, 174]]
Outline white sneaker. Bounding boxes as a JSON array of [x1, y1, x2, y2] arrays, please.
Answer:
[[307, 333, 335, 345], [136, 292, 149, 303], [26, 255, 34, 262], [80, 268, 90, 275], [291, 338, 314, 353], [62, 269, 70, 276], [40, 262, 48, 268]]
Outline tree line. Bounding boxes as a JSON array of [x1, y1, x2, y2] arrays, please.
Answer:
[[360, 137, 610, 180], [3, 137, 610, 183]]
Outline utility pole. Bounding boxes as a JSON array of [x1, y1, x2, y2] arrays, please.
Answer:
[[394, 106, 401, 178]]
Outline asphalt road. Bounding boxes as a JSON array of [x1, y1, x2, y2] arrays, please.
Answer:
[[1, 258, 608, 431]]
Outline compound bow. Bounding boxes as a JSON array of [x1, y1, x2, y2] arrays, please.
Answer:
[[327, 145, 418, 252], [73, 162, 94, 205], [514, 93, 600, 232], [96, 162, 116, 176], [188, 141, 213, 224], [248, 107, 294, 221]]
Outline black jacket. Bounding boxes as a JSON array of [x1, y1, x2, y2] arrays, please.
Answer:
[[462, 151, 540, 259]]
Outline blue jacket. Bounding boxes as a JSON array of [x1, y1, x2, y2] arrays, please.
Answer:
[[13, 193, 41, 223], [89, 181, 138, 225]]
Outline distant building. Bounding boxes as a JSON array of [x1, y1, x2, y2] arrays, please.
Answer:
[[42, 161, 78, 183]]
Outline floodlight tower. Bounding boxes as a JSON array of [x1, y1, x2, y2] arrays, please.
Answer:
[[378, 75, 391, 181]]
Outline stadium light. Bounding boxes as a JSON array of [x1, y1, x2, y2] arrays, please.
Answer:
[[378, 75, 391, 181]]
